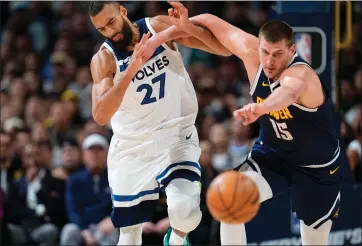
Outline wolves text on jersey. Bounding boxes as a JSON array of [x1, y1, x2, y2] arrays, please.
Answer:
[[130, 56, 170, 83]]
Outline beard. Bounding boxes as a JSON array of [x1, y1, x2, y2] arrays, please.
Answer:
[[107, 21, 134, 53]]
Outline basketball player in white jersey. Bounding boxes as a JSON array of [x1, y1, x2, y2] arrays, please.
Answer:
[[159, 2, 342, 246], [88, 2, 231, 245]]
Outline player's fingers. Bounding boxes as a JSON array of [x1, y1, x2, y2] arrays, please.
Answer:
[[168, 1, 181, 8], [171, 1, 185, 11], [168, 8, 174, 17], [139, 32, 149, 43], [233, 109, 244, 120], [139, 32, 150, 46], [243, 119, 251, 126], [133, 43, 140, 52]]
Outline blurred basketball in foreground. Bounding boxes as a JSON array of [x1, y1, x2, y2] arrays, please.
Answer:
[[206, 170, 260, 224]]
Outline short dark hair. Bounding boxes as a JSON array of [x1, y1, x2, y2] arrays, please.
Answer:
[[259, 20, 294, 47], [89, 1, 119, 17]]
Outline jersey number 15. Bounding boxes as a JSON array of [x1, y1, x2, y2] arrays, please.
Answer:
[[137, 73, 166, 105], [269, 119, 294, 141]]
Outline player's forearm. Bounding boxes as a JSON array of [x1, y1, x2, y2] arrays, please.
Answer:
[[150, 25, 189, 47], [189, 14, 241, 52], [185, 17, 232, 56], [259, 86, 298, 114], [151, 16, 231, 56], [92, 72, 133, 125]]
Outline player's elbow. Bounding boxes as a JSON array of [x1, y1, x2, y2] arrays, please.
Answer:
[[93, 116, 108, 126], [92, 108, 109, 126], [93, 115, 108, 126]]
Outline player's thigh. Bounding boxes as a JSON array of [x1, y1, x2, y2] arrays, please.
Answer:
[[108, 147, 160, 229], [234, 147, 290, 202], [156, 125, 202, 187], [290, 157, 342, 229]]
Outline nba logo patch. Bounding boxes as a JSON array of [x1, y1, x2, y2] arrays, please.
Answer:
[[290, 212, 300, 235], [295, 33, 312, 64]]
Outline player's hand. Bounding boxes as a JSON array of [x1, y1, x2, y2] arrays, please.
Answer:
[[168, 1, 192, 31], [127, 32, 151, 75], [142, 36, 160, 62], [233, 103, 265, 125]]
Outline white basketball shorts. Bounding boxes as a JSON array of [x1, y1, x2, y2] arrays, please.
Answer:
[[107, 125, 201, 228]]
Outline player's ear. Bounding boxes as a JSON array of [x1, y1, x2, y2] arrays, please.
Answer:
[[289, 43, 296, 55], [119, 5, 127, 17]]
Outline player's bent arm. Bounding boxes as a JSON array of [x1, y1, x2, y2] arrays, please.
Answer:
[[191, 14, 260, 81], [90, 49, 133, 126], [259, 67, 308, 114], [150, 16, 232, 56]]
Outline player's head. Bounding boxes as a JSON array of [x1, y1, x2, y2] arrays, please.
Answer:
[[89, 1, 136, 52], [258, 20, 296, 80]]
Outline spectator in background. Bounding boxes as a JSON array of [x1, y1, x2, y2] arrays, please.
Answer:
[[25, 95, 48, 128], [229, 119, 255, 167], [347, 111, 362, 182], [5, 142, 59, 246], [60, 134, 118, 246], [209, 124, 233, 173], [0, 130, 24, 196], [14, 127, 32, 156], [52, 138, 83, 181]]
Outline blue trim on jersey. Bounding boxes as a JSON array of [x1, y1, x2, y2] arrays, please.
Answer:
[[118, 46, 166, 73], [156, 161, 201, 181], [159, 169, 201, 187], [112, 187, 159, 202], [105, 17, 166, 71], [111, 199, 158, 228]]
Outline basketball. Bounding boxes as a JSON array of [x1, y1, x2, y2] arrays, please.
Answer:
[[206, 170, 260, 224]]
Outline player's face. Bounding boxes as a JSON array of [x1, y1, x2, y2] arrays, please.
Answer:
[[91, 4, 134, 51], [259, 37, 296, 80]]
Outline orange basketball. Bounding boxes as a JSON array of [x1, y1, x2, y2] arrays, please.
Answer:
[[206, 170, 260, 224]]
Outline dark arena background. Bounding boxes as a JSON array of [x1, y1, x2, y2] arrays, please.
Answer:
[[0, 1, 361, 245]]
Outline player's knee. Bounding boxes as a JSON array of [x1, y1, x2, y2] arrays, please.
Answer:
[[118, 224, 142, 245], [243, 170, 273, 203], [165, 179, 202, 233]]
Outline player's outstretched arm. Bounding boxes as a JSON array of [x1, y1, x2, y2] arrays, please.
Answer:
[[91, 33, 151, 125], [149, 15, 232, 56], [259, 66, 308, 114], [233, 66, 310, 125], [190, 13, 260, 82]]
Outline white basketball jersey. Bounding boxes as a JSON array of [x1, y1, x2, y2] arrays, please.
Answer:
[[102, 18, 198, 139]]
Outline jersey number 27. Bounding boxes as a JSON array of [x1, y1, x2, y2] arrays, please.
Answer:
[[269, 119, 294, 141], [137, 73, 165, 105]]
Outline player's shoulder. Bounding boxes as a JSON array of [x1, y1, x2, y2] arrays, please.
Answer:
[[91, 46, 114, 67], [283, 62, 316, 81], [90, 46, 116, 81]]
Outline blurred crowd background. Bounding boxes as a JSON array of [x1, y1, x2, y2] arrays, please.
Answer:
[[0, 1, 361, 246]]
